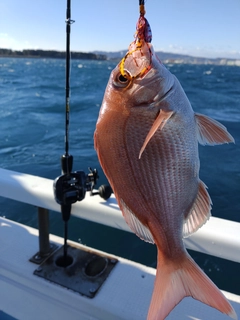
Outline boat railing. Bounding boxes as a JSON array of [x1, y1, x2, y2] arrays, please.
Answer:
[[0, 167, 239, 264]]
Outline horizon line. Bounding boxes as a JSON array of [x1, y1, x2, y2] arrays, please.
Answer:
[[1, 47, 240, 61]]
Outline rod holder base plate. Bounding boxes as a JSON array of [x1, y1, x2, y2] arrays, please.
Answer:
[[33, 244, 118, 298]]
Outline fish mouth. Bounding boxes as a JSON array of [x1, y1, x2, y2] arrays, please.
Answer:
[[119, 41, 153, 81]]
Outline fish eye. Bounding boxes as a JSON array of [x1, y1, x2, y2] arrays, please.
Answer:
[[118, 74, 128, 83], [113, 72, 131, 88]]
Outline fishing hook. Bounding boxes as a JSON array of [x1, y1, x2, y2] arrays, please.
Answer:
[[119, 0, 152, 80]]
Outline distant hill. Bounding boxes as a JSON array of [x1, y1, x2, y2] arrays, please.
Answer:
[[94, 50, 240, 66], [0, 48, 107, 60], [1, 48, 239, 66]]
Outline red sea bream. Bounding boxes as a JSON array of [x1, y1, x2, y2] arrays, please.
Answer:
[[94, 12, 236, 320]]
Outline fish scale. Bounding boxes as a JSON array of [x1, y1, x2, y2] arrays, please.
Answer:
[[126, 114, 197, 212]]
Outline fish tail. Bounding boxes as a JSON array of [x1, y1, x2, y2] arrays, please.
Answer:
[[148, 251, 237, 320]]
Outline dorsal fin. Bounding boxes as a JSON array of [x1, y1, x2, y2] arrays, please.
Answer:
[[183, 180, 212, 238], [195, 113, 234, 145], [120, 199, 155, 244]]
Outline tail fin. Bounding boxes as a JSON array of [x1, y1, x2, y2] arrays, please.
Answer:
[[148, 251, 237, 320]]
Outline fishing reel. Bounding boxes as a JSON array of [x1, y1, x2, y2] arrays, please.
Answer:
[[53, 167, 112, 207], [53, 168, 98, 206]]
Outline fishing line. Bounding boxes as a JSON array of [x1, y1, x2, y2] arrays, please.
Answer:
[[139, 0, 146, 16]]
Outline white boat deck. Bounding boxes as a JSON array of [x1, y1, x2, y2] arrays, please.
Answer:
[[0, 217, 239, 320], [0, 168, 240, 319]]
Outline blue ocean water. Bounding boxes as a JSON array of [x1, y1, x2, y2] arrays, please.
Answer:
[[0, 58, 239, 294]]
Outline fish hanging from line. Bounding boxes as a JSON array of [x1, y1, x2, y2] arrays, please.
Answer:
[[94, 5, 237, 320]]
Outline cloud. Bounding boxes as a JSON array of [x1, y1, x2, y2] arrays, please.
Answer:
[[0, 33, 32, 50]]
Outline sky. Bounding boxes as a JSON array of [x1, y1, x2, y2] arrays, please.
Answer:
[[0, 0, 240, 59]]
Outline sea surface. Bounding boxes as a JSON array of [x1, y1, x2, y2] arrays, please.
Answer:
[[0, 57, 239, 295]]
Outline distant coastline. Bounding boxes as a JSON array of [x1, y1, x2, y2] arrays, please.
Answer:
[[94, 50, 240, 66], [0, 48, 107, 60], [1, 48, 240, 66]]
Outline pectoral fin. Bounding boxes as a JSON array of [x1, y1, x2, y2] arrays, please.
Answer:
[[195, 113, 235, 145], [139, 110, 173, 159]]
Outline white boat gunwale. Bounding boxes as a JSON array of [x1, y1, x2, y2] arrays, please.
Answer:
[[0, 167, 239, 263]]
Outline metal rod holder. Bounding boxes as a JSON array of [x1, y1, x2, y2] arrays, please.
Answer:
[[38, 207, 51, 256], [29, 207, 58, 264]]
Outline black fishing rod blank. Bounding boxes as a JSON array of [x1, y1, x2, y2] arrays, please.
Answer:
[[53, 0, 112, 266], [53, 0, 97, 266], [62, 0, 74, 176], [61, 0, 75, 264]]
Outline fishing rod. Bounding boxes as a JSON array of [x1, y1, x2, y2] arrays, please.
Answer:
[[53, 0, 94, 265], [53, 0, 75, 265], [63, 0, 74, 175], [53, 0, 111, 266], [60, 0, 74, 264]]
